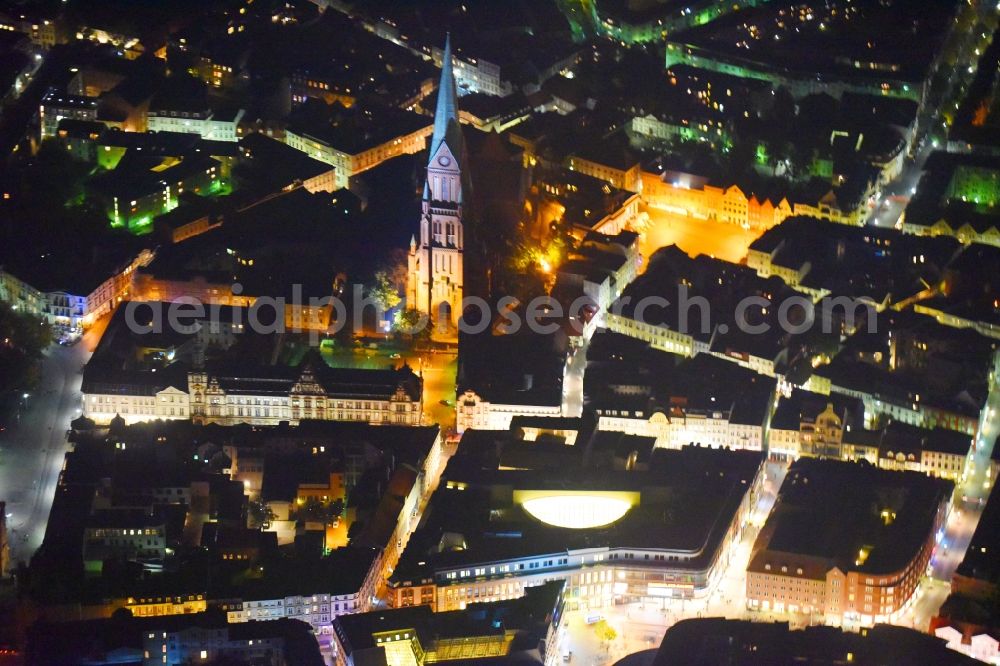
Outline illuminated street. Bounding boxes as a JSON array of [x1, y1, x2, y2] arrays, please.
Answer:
[[555, 461, 787, 666], [0, 324, 98, 567], [416, 350, 458, 430], [897, 359, 1000, 631], [562, 343, 587, 418]]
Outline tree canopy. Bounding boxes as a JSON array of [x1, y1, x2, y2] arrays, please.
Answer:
[[0, 302, 52, 394]]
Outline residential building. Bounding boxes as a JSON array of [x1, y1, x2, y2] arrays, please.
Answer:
[[587, 339, 775, 452], [148, 106, 245, 142], [39, 87, 98, 140], [640, 169, 793, 230], [1, 245, 153, 330], [339, 582, 565, 666], [227, 547, 382, 639], [26, 612, 324, 666], [656, 619, 979, 665], [746, 458, 953, 625], [567, 143, 641, 193], [284, 103, 432, 190], [238, 133, 337, 194], [903, 152, 1000, 248], [83, 508, 167, 576]]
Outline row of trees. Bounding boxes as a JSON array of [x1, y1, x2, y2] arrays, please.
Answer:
[[247, 496, 345, 529], [0, 302, 52, 395]]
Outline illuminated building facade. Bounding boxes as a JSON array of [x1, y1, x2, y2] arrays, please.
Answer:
[[746, 458, 952, 625], [81, 308, 424, 426], [904, 154, 1000, 248], [0, 249, 152, 329], [664, 42, 924, 102], [82, 384, 190, 425], [388, 446, 764, 613], [65, 250, 153, 328], [283, 112, 432, 190], [0, 268, 47, 318], [567, 152, 641, 193], [131, 271, 338, 332], [587, 348, 775, 454], [807, 367, 982, 438], [594, 405, 766, 453], [226, 548, 383, 638], [39, 87, 98, 140], [147, 106, 245, 142], [84, 366, 422, 427], [188, 365, 422, 427], [769, 391, 972, 481], [96, 156, 223, 232], [630, 113, 730, 148], [946, 164, 1000, 208], [408, 36, 465, 334], [456, 389, 563, 433], [430, 41, 510, 97], [125, 594, 207, 618], [569, 0, 768, 45], [337, 582, 565, 666], [641, 170, 793, 230]]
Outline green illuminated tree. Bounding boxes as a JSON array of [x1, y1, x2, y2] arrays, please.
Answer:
[[369, 270, 401, 312], [394, 308, 430, 341], [593, 619, 617, 644]]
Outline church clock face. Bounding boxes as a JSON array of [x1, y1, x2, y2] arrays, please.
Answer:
[[437, 155, 451, 167]]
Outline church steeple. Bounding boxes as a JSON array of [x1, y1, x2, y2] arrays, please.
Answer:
[[407, 34, 466, 338], [429, 33, 459, 161]]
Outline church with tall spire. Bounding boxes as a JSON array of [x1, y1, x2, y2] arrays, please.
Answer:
[[407, 34, 466, 336]]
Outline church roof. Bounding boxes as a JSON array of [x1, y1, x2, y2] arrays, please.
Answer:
[[423, 34, 467, 203], [429, 33, 460, 163]]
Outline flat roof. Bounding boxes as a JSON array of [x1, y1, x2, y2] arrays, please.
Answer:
[[286, 100, 431, 155], [239, 132, 333, 185], [750, 458, 952, 578], [392, 445, 762, 584], [672, 0, 957, 84], [336, 581, 563, 654], [586, 332, 775, 426], [654, 619, 978, 666]]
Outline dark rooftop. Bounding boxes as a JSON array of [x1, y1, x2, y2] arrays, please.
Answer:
[[750, 458, 952, 578], [286, 99, 431, 155], [392, 444, 762, 584], [653, 618, 978, 666]]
